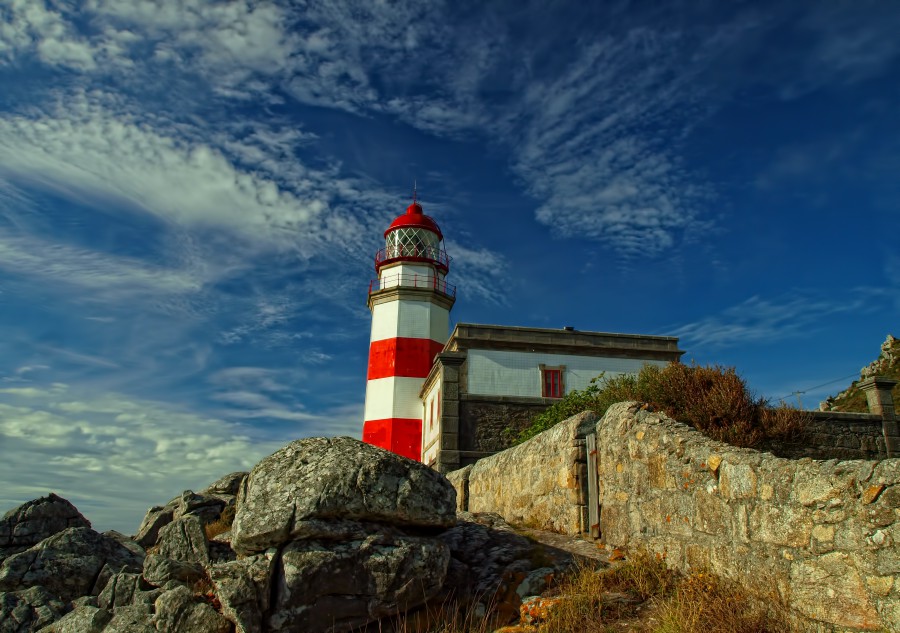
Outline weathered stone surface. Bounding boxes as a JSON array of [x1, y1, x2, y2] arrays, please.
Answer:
[[203, 472, 248, 496], [102, 531, 145, 560], [103, 604, 155, 633], [232, 436, 456, 555], [268, 529, 449, 633], [590, 402, 900, 633], [0, 527, 143, 602], [0, 586, 67, 633], [155, 515, 209, 564], [37, 605, 111, 633], [135, 478, 239, 549], [791, 552, 881, 630], [142, 555, 205, 587], [154, 585, 231, 633], [0, 495, 90, 562], [459, 411, 596, 535], [97, 572, 158, 610], [172, 492, 225, 527], [133, 506, 174, 549], [445, 465, 472, 513], [208, 553, 274, 633], [438, 513, 533, 602]]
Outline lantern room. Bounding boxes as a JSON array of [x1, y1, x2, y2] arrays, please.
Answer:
[[375, 200, 451, 274]]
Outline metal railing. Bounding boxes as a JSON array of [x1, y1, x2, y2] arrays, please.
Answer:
[[375, 245, 451, 269], [369, 273, 457, 297]]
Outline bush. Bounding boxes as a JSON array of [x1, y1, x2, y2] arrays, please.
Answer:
[[512, 363, 808, 448]]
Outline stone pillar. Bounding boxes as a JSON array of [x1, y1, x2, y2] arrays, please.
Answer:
[[435, 352, 467, 473], [859, 376, 898, 458]]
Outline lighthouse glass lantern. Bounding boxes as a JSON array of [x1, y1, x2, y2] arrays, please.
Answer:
[[362, 195, 455, 461]]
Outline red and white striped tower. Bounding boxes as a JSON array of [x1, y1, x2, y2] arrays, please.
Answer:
[[362, 192, 456, 460]]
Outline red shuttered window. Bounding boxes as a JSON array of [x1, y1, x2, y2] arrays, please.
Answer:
[[542, 368, 563, 398]]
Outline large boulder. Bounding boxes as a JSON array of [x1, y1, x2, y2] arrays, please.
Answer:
[[154, 585, 231, 633], [101, 604, 155, 633], [96, 572, 159, 610], [208, 554, 274, 633], [203, 472, 248, 497], [232, 437, 456, 554], [0, 495, 90, 562], [142, 554, 206, 587], [268, 529, 450, 632], [36, 605, 111, 633], [155, 516, 209, 564], [0, 527, 143, 602]]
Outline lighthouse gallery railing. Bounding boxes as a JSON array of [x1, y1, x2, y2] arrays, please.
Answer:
[[375, 245, 451, 269], [369, 273, 457, 297]]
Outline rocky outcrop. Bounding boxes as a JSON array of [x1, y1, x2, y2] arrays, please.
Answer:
[[231, 437, 456, 554], [0, 528, 143, 602], [133, 472, 246, 548], [0, 495, 90, 563], [0, 586, 67, 633], [0, 436, 595, 632]]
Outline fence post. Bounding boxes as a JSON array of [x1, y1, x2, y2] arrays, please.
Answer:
[[860, 376, 899, 458]]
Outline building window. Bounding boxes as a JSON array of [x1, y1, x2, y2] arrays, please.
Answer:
[[429, 398, 434, 429], [541, 366, 564, 398]]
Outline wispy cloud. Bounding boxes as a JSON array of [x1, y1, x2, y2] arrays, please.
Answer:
[[671, 289, 888, 348], [0, 382, 361, 532]]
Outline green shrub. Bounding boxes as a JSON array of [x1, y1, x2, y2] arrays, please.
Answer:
[[512, 363, 808, 448]]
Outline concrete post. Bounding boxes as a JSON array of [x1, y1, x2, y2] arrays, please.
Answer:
[[859, 376, 898, 458], [435, 352, 467, 473]]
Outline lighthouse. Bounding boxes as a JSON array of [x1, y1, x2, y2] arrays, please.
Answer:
[[362, 193, 455, 461]]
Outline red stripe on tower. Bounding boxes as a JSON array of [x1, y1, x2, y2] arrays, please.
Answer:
[[362, 190, 456, 461], [367, 338, 447, 380]]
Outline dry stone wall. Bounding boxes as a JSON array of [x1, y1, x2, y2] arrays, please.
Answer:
[[761, 411, 886, 460], [448, 411, 596, 535], [598, 402, 899, 633]]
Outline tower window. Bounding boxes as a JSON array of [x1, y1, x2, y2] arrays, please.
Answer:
[[540, 366, 564, 398]]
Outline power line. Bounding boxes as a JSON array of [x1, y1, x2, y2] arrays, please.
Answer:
[[773, 372, 860, 404]]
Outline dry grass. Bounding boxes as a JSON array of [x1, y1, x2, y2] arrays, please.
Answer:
[[650, 570, 792, 633], [536, 553, 794, 633], [204, 504, 236, 540], [392, 551, 796, 633]]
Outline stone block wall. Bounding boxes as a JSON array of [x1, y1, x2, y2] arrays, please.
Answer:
[[597, 402, 899, 632], [761, 411, 886, 460], [459, 396, 550, 455], [447, 411, 596, 535]]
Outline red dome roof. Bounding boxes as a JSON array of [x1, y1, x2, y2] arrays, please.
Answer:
[[384, 202, 443, 240]]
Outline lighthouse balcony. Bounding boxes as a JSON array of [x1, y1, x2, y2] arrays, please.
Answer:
[[375, 245, 451, 273], [369, 272, 457, 298]]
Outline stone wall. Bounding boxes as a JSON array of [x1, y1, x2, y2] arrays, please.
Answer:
[[597, 402, 899, 633], [761, 411, 886, 460], [459, 395, 551, 456], [448, 411, 596, 535]]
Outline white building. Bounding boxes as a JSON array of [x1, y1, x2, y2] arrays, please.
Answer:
[[362, 196, 684, 469], [419, 323, 683, 472]]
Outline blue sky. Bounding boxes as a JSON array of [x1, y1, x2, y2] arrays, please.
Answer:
[[0, 0, 898, 532]]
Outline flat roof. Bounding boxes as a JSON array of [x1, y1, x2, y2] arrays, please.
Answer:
[[444, 322, 684, 359]]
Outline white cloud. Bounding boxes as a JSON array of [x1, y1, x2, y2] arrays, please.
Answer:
[[671, 290, 887, 349], [0, 383, 362, 533], [0, 228, 203, 296], [0, 91, 328, 242]]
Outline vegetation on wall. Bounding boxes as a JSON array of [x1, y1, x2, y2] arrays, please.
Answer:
[[825, 334, 899, 412], [512, 362, 808, 448]]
